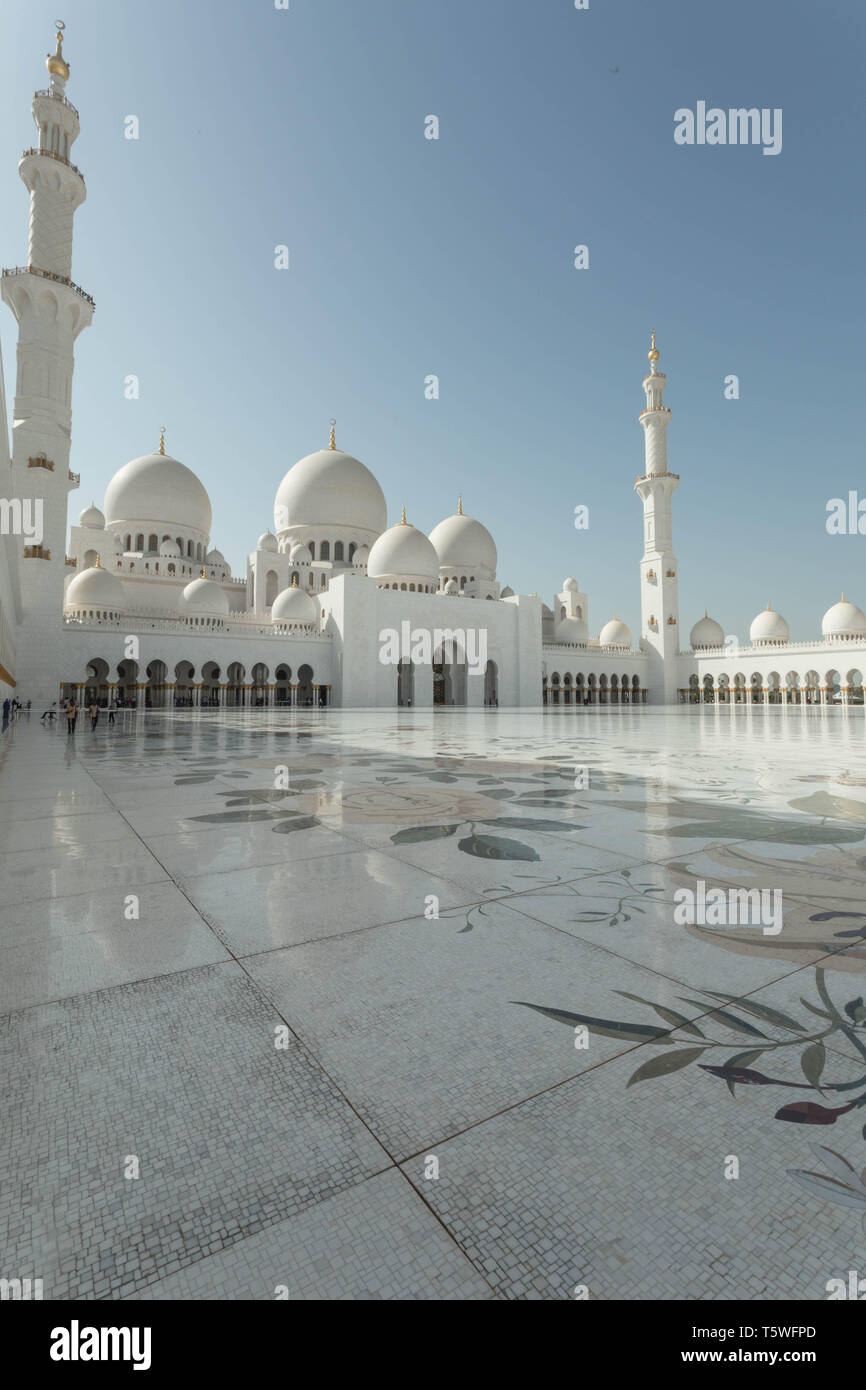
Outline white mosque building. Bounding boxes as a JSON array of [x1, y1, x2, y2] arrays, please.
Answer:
[[1, 28, 865, 713]]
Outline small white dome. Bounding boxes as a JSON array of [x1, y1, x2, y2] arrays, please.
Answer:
[[500, 585, 514, 598], [428, 507, 497, 579], [274, 447, 387, 536], [258, 530, 278, 552], [206, 548, 226, 566], [271, 582, 318, 627], [352, 544, 369, 568], [442, 577, 459, 595], [599, 617, 632, 648], [104, 452, 212, 536], [555, 615, 588, 646], [690, 613, 724, 649], [159, 538, 181, 558], [821, 596, 866, 639], [750, 605, 789, 645], [65, 561, 124, 613], [562, 577, 579, 593], [368, 517, 440, 584], [289, 542, 312, 564], [79, 501, 105, 529], [179, 576, 229, 618]]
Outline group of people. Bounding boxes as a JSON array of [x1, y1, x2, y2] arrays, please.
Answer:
[[1, 696, 29, 731], [40, 695, 118, 734]]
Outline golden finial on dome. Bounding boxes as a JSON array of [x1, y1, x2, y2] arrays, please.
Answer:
[[95, 553, 102, 568], [457, 495, 463, 515], [200, 566, 207, 579], [842, 591, 846, 602], [158, 426, 166, 456], [648, 329, 659, 368], [46, 20, 70, 81], [329, 419, 336, 450], [291, 572, 299, 587], [400, 504, 407, 524]]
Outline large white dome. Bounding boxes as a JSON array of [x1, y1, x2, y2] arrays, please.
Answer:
[[65, 561, 124, 614], [429, 506, 497, 578], [179, 576, 229, 618], [274, 447, 387, 536], [599, 617, 632, 648], [750, 605, 789, 645], [690, 613, 724, 649], [367, 518, 440, 584], [79, 501, 105, 529], [271, 582, 318, 627], [104, 452, 212, 537], [821, 596, 866, 638]]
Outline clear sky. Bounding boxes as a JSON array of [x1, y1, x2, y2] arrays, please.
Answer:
[[1, 0, 864, 641]]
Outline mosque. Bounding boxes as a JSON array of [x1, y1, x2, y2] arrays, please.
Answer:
[[1, 27, 865, 712]]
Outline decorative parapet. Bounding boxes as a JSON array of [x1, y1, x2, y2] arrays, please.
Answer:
[[33, 89, 79, 117], [2, 265, 95, 310], [20, 147, 85, 183]]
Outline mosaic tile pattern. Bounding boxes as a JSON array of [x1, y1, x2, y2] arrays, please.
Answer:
[[129, 1171, 492, 1301], [1, 706, 865, 1300]]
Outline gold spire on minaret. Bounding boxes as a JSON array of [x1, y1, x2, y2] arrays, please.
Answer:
[[457, 495, 463, 515], [329, 419, 336, 450], [648, 329, 659, 369], [158, 427, 166, 456], [46, 21, 70, 81]]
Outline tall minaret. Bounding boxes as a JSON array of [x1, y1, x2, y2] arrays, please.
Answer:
[[634, 333, 680, 704], [1, 23, 93, 701]]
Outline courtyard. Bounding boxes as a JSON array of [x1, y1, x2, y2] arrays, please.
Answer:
[[1, 704, 865, 1300]]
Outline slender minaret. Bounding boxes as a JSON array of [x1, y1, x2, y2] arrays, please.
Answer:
[[634, 333, 679, 704], [1, 24, 93, 701]]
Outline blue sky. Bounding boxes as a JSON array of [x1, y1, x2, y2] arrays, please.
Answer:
[[1, 0, 864, 640]]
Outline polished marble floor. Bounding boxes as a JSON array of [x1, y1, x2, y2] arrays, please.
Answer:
[[1, 704, 865, 1300]]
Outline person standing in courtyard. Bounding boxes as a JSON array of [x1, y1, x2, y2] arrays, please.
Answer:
[[2, 698, 9, 731], [66, 698, 78, 735], [88, 699, 99, 731], [107, 695, 116, 727]]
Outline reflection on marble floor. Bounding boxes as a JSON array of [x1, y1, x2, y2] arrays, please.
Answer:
[[0, 706, 864, 1300]]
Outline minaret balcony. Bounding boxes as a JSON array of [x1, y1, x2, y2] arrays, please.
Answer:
[[638, 406, 671, 420], [68, 470, 80, 486], [65, 555, 77, 567], [33, 89, 79, 119], [634, 471, 679, 484], [27, 454, 54, 471], [2, 265, 94, 310], [23, 545, 51, 560], [20, 147, 85, 186]]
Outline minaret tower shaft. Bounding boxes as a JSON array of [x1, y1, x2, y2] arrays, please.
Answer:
[[1, 24, 93, 700], [634, 333, 680, 704]]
